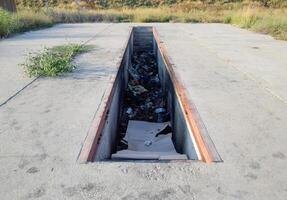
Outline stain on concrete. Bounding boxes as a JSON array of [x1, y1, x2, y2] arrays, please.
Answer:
[[249, 161, 261, 170], [232, 142, 238, 148], [14, 125, 22, 130], [62, 182, 105, 198], [80, 183, 96, 192], [53, 155, 63, 163], [43, 109, 50, 113], [62, 187, 77, 197], [18, 159, 29, 169], [245, 172, 258, 180], [272, 152, 286, 159], [26, 167, 39, 174], [230, 190, 249, 199], [38, 153, 47, 161], [26, 187, 46, 199], [216, 186, 225, 195], [19, 101, 26, 105], [121, 193, 135, 200], [43, 129, 51, 135], [11, 119, 18, 127], [230, 80, 239, 83], [31, 129, 38, 135], [138, 188, 176, 200], [178, 185, 192, 194], [31, 84, 39, 89]]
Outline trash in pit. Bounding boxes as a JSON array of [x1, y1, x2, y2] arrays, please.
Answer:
[[112, 121, 187, 160], [115, 47, 186, 160], [120, 51, 169, 124], [128, 84, 148, 96]]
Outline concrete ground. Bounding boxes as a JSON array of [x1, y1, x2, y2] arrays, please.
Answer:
[[0, 23, 286, 200]]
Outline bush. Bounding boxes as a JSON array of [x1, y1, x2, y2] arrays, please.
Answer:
[[0, 8, 53, 38], [0, 8, 17, 37], [252, 15, 287, 40]]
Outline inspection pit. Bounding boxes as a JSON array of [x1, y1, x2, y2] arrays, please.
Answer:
[[78, 26, 222, 163]]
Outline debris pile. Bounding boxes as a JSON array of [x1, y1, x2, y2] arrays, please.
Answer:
[[126, 50, 169, 122], [117, 49, 170, 151], [113, 39, 187, 160]]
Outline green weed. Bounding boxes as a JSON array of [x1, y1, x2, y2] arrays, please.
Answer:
[[22, 44, 93, 77]]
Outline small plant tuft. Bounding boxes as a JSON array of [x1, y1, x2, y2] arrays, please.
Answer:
[[22, 44, 93, 77]]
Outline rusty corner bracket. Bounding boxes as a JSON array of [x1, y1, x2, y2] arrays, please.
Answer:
[[77, 26, 222, 164]]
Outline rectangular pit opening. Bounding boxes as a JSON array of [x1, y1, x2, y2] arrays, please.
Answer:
[[78, 26, 222, 163]]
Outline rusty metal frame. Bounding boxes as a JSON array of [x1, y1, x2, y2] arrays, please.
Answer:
[[77, 27, 133, 163], [153, 27, 222, 163], [78, 26, 222, 163]]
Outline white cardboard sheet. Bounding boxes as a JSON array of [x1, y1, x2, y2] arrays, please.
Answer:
[[112, 120, 187, 160]]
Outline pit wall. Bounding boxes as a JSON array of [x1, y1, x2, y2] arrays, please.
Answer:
[[94, 26, 199, 161], [153, 31, 199, 160], [93, 29, 133, 161]]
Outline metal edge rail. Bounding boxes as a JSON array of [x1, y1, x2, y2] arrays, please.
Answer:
[[77, 27, 133, 163], [152, 27, 222, 163]]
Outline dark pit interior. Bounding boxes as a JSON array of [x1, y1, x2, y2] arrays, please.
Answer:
[[93, 26, 200, 161]]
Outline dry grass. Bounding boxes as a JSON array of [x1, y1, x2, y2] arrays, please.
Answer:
[[47, 6, 287, 40], [0, 8, 53, 38], [224, 7, 287, 40], [17, 10, 53, 31], [1, 2, 287, 40]]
